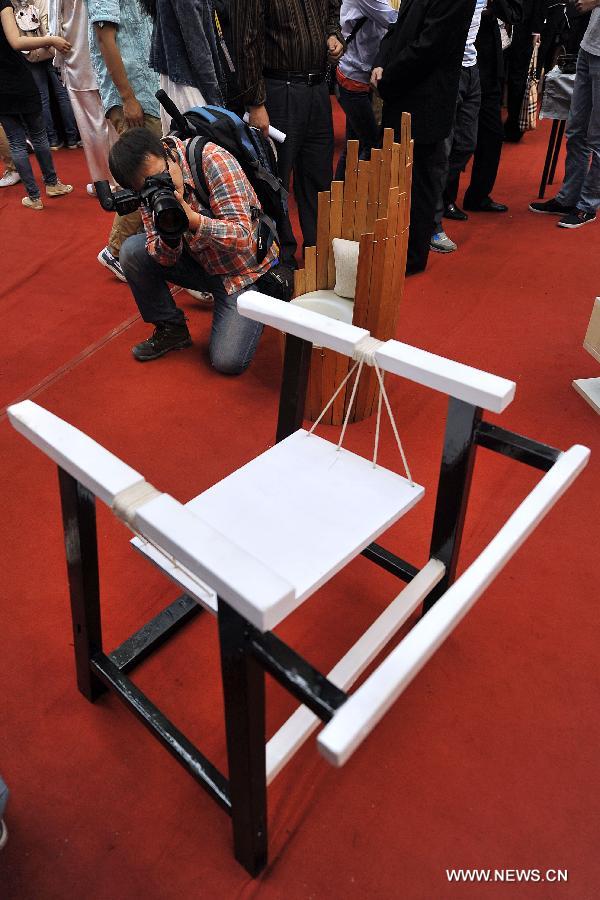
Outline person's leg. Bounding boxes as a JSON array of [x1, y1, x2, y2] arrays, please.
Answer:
[[106, 110, 162, 258], [0, 126, 16, 172], [0, 113, 43, 198], [47, 64, 80, 146], [27, 61, 60, 146], [464, 76, 504, 205], [209, 284, 264, 375], [408, 140, 446, 273], [22, 111, 60, 186], [68, 88, 116, 184], [574, 50, 600, 214], [264, 78, 305, 267], [556, 49, 594, 207], [505, 27, 535, 138], [334, 85, 379, 180], [293, 82, 334, 251], [445, 66, 481, 205]]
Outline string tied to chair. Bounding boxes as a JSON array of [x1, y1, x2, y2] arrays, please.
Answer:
[[112, 480, 161, 527]]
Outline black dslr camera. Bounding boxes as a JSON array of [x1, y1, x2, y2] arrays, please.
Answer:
[[94, 172, 189, 241]]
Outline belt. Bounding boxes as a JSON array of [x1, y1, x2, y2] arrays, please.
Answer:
[[263, 69, 326, 86]]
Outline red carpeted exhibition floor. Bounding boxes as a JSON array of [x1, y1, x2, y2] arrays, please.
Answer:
[[1, 107, 599, 900]]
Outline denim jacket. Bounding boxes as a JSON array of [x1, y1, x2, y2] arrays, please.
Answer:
[[150, 0, 224, 105]]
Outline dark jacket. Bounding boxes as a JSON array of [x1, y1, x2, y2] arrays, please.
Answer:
[[376, 0, 478, 143], [476, 0, 523, 88]]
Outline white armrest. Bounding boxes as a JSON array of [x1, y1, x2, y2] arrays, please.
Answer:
[[238, 290, 369, 356], [375, 340, 516, 413], [317, 444, 590, 766], [7, 400, 144, 506]]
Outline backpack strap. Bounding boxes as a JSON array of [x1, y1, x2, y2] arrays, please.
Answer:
[[185, 135, 211, 209]]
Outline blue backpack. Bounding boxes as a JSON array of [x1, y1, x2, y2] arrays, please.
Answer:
[[156, 90, 289, 265]]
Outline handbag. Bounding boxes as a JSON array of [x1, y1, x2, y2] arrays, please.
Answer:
[[519, 44, 539, 132], [12, 0, 54, 62]]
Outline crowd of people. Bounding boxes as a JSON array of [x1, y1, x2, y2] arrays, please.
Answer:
[[0, 0, 599, 373]]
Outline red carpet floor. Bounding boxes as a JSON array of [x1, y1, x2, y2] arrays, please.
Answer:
[[1, 108, 599, 899]]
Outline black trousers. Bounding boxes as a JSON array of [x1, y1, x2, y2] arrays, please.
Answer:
[[264, 78, 334, 267], [464, 74, 504, 204], [505, 27, 535, 133], [409, 139, 447, 273]]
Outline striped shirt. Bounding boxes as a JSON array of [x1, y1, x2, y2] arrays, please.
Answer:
[[233, 0, 343, 106], [141, 137, 278, 295]]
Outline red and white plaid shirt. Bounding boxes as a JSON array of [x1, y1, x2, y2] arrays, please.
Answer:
[[140, 136, 278, 295]]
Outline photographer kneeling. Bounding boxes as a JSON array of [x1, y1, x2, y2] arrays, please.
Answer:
[[109, 127, 281, 372]]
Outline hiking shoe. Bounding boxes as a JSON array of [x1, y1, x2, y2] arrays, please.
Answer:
[[22, 196, 44, 210], [132, 322, 192, 361], [557, 209, 596, 229], [529, 198, 574, 215], [430, 230, 457, 253], [46, 181, 73, 197], [0, 170, 20, 187], [97, 246, 126, 282]]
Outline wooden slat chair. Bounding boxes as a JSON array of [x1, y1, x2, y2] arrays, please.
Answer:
[[294, 119, 413, 424], [8, 291, 590, 877]]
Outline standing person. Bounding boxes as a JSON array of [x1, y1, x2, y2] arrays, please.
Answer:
[[13, 0, 80, 149], [0, 123, 20, 186], [49, 0, 116, 192], [138, 0, 224, 136], [87, 0, 161, 280], [430, 0, 486, 254], [233, 0, 344, 268], [372, 0, 477, 274], [529, 0, 600, 227], [0, 0, 72, 209], [504, 0, 545, 141], [334, 0, 398, 181]]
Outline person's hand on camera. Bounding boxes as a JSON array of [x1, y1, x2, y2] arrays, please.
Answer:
[[248, 104, 270, 137], [573, 0, 600, 13], [123, 95, 145, 129], [371, 66, 383, 89], [51, 36, 71, 53], [327, 35, 344, 63]]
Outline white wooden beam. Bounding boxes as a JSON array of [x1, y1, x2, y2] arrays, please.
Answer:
[[317, 444, 590, 767], [375, 340, 516, 413], [266, 558, 445, 784]]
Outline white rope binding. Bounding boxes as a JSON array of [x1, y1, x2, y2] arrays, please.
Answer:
[[112, 480, 161, 527], [308, 335, 414, 486]]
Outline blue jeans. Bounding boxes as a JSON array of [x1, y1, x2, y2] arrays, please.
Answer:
[[0, 111, 57, 199], [27, 61, 79, 146], [556, 48, 600, 214], [120, 234, 264, 375], [334, 84, 379, 181]]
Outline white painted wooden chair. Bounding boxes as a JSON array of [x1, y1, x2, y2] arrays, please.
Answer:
[[7, 291, 590, 876]]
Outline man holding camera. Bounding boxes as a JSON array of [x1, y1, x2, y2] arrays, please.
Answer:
[[110, 127, 280, 373]]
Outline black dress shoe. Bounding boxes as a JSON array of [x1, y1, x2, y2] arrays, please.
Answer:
[[443, 202, 468, 221], [463, 196, 508, 213]]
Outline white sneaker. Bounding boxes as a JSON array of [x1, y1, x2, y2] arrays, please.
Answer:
[[0, 170, 20, 188], [86, 183, 96, 196], [97, 246, 126, 282], [430, 230, 457, 253], [186, 289, 214, 306]]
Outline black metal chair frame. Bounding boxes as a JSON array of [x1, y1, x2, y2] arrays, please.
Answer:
[[55, 334, 561, 876]]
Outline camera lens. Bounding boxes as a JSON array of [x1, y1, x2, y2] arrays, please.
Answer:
[[152, 193, 189, 240]]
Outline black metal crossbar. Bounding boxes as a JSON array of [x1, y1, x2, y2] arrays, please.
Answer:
[[361, 543, 419, 582], [109, 594, 201, 674], [476, 422, 561, 472]]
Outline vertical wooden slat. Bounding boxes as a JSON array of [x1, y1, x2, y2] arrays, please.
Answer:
[[307, 346, 324, 421], [378, 131, 394, 220], [354, 217, 388, 419], [316, 191, 331, 290], [341, 140, 359, 238], [304, 246, 317, 293], [366, 148, 382, 232], [390, 142, 400, 190], [354, 159, 370, 239], [327, 181, 344, 288], [333, 355, 352, 424], [293, 267, 306, 299], [352, 232, 375, 331]]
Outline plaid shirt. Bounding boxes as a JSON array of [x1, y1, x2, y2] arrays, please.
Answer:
[[140, 136, 277, 295]]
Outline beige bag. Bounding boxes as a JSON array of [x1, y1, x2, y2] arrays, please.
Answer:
[[519, 44, 539, 132], [12, 0, 54, 62]]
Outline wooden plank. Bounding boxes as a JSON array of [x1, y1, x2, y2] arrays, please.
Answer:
[[583, 297, 600, 362], [572, 377, 600, 414], [366, 148, 382, 231], [307, 346, 324, 421], [378, 131, 394, 219], [317, 445, 591, 766], [332, 353, 352, 425], [320, 348, 340, 425], [352, 232, 375, 332], [341, 140, 359, 238], [266, 559, 446, 783], [328, 181, 344, 289], [304, 245, 317, 293], [294, 267, 306, 299], [354, 159, 370, 239], [316, 191, 331, 290], [355, 217, 388, 420], [390, 142, 400, 190]]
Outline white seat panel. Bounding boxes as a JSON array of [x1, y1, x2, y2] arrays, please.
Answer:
[[184, 430, 424, 627]]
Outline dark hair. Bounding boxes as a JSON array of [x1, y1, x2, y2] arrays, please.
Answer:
[[108, 127, 166, 189]]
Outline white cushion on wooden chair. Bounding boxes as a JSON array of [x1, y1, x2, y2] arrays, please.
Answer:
[[134, 429, 424, 631], [332, 238, 360, 299], [291, 290, 354, 325]]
